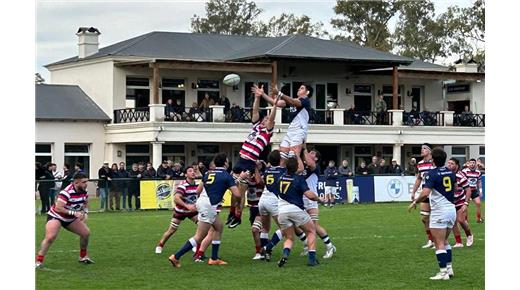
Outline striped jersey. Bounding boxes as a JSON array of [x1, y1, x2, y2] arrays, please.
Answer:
[[239, 121, 273, 161], [417, 159, 435, 187], [462, 168, 482, 189], [454, 170, 470, 207], [48, 183, 88, 222], [174, 179, 199, 213], [246, 179, 264, 207]]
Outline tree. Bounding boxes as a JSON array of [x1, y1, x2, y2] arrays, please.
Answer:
[[261, 13, 328, 38], [393, 0, 449, 62], [331, 0, 405, 51], [440, 0, 485, 61], [191, 0, 265, 36]]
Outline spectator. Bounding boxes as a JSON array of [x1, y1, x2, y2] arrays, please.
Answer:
[[355, 161, 369, 175], [173, 99, 184, 120], [199, 92, 215, 110], [157, 160, 174, 179], [108, 163, 122, 211], [165, 98, 175, 121], [97, 161, 111, 212], [461, 105, 474, 126], [324, 160, 339, 207], [37, 162, 54, 214], [127, 163, 141, 210], [338, 159, 353, 177], [188, 102, 200, 121], [405, 158, 417, 176], [230, 103, 244, 122], [390, 159, 403, 175], [345, 104, 362, 124], [74, 162, 85, 175], [367, 156, 379, 175], [378, 159, 390, 174], [193, 162, 203, 179], [49, 163, 61, 207], [60, 163, 74, 190], [167, 160, 174, 169], [172, 163, 183, 178], [476, 158, 485, 174], [219, 95, 231, 120], [117, 162, 130, 210], [143, 162, 157, 179], [198, 161, 208, 176], [375, 94, 387, 125]]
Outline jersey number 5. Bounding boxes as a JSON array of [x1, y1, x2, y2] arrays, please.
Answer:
[[207, 173, 216, 184], [442, 176, 452, 192], [280, 181, 291, 194]]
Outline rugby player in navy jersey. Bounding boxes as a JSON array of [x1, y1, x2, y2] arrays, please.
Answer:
[[276, 157, 322, 267], [36, 173, 93, 268], [410, 143, 436, 248], [226, 85, 280, 229], [409, 147, 457, 280], [169, 153, 249, 267]]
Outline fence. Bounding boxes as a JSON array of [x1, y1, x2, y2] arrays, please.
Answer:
[[114, 107, 150, 123], [453, 113, 485, 127], [165, 107, 212, 122]]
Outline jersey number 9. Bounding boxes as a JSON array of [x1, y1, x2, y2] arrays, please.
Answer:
[[207, 173, 216, 184], [442, 176, 452, 192]]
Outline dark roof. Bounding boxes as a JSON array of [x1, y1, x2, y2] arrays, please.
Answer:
[[364, 59, 450, 72], [36, 84, 111, 122], [46, 32, 413, 67]]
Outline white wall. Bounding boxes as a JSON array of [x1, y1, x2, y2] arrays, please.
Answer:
[[50, 60, 115, 116], [36, 121, 107, 178]]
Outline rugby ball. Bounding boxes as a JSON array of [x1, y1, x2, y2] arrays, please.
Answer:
[[223, 74, 240, 86]]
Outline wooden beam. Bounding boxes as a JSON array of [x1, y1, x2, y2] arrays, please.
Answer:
[[154, 60, 272, 73], [151, 63, 160, 105], [392, 66, 398, 110], [271, 60, 278, 88], [398, 71, 484, 81]]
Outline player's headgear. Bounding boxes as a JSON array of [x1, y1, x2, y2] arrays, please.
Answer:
[[422, 143, 432, 152]]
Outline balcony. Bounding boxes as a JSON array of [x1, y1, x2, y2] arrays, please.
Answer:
[[114, 107, 149, 123]]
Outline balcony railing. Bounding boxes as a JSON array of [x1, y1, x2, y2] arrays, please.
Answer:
[[403, 111, 444, 126], [344, 111, 392, 125], [227, 107, 272, 123], [165, 107, 212, 122], [311, 109, 334, 125], [453, 113, 485, 127], [114, 107, 150, 123]]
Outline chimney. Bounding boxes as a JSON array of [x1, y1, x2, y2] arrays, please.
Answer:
[[76, 27, 101, 59], [454, 58, 478, 73]]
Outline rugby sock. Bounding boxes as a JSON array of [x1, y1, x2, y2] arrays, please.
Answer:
[[283, 247, 291, 257], [308, 250, 317, 263], [230, 206, 236, 216], [445, 244, 452, 264], [435, 249, 448, 269], [80, 249, 87, 258], [455, 235, 462, 244], [296, 232, 307, 244], [426, 230, 433, 241], [266, 230, 282, 251], [158, 241, 165, 247], [175, 238, 197, 259], [256, 245, 262, 254], [463, 228, 472, 237], [320, 234, 331, 245], [477, 212, 481, 220], [211, 241, 221, 260], [260, 232, 269, 247], [36, 255, 45, 263]]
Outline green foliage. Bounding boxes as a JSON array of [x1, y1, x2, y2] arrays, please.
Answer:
[[36, 201, 484, 289], [261, 13, 329, 38]]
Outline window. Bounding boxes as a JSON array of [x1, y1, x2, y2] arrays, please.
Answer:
[[162, 78, 186, 107], [315, 84, 326, 109], [354, 146, 373, 168], [197, 80, 220, 105], [36, 143, 52, 165], [126, 77, 150, 108], [291, 81, 304, 99], [197, 145, 219, 163], [381, 146, 393, 163], [479, 146, 485, 165], [281, 82, 291, 97], [382, 85, 403, 109], [327, 83, 338, 101], [126, 144, 150, 166], [65, 144, 90, 177], [354, 84, 373, 111], [244, 82, 269, 108], [452, 146, 467, 165], [162, 144, 185, 163]]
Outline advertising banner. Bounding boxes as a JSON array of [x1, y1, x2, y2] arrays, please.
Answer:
[[140, 180, 175, 209], [374, 176, 417, 202]]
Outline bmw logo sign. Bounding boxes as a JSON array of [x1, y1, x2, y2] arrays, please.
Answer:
[[387, 179, 403, 199]]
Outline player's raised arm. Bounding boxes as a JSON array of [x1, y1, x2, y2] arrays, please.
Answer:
[[272, 85, 302, 108], [252, 87, 261, 123], [303, 189, 320, 202], [265, 95, 280, 130], [195, 182, 204, 195]]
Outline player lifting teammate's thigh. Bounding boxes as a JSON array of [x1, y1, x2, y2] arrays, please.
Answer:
[[409, 147, 457, 280], [226, 84, 280, 229], [168, 153, 249, 268], [276, 157, 322, 267]]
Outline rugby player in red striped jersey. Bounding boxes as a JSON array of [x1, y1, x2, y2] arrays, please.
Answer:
[[462, 159, 484, 223], [447, 158, 474, 247], [36, 173, 93, 268], [226, 85, 280, 229], [410, 143, 436, 248]]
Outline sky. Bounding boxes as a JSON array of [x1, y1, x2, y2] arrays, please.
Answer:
[[36, 0, 476, 81]]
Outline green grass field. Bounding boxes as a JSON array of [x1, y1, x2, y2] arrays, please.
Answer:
[[35, 200, 484, 289]]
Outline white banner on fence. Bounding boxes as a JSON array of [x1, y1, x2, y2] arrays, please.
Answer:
[[374, 176, 417, 202]]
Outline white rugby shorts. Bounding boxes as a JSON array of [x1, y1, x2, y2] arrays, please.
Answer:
[[196, 196, 218, 224], [278, 210, 311, 230], [259, 193, 279, 216], [303, 195, 318, 210], [280, 128, 307, 148], [429, 207, 456, 229]]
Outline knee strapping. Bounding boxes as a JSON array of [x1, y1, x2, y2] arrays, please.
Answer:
[[252, 221, 262, 231], [170, 221, 180, 229], [310, 214, 319, 221]]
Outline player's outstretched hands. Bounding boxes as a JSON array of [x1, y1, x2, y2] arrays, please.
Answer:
[[239, 170, 251, 181], [251, 84, 264, 97], [270, 84, 279, 97]]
